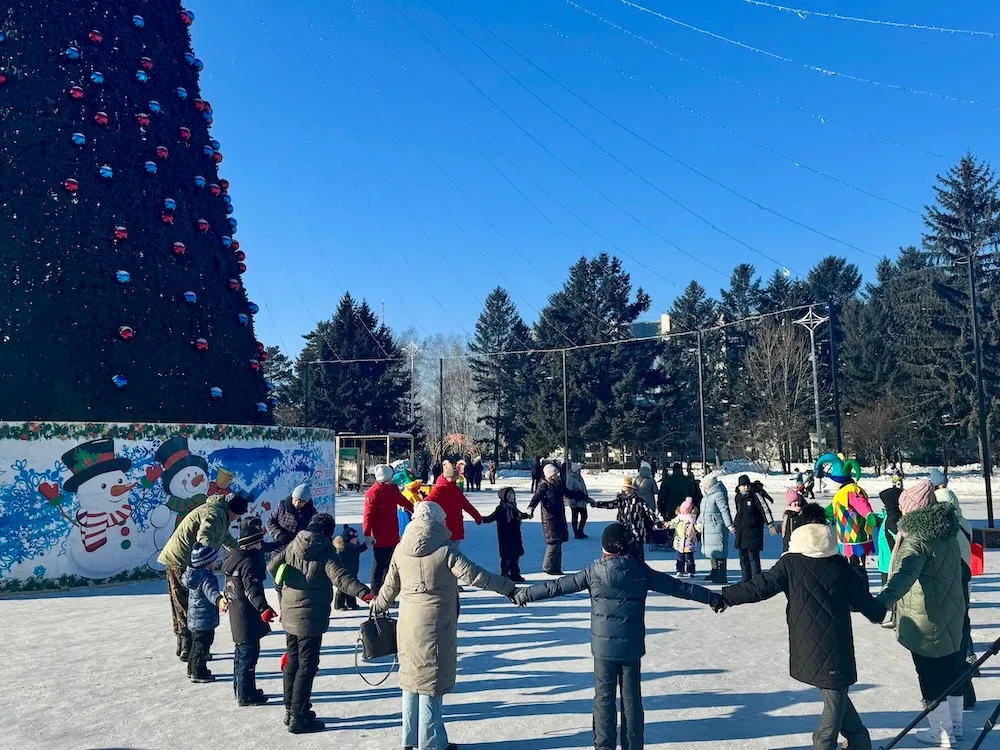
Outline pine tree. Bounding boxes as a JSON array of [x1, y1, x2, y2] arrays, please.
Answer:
[[263, 346, 301, 426], [468, 287, 535, 462], [0, 2, 270, 423], [298, 294, 411, 434], [718, 264, 762, 450]]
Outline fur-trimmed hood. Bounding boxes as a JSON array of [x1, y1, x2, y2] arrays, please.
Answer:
[[788, 523, 838, 558], [899, 502, 958, 542]]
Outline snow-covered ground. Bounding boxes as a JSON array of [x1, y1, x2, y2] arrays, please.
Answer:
[[2, 470, 998, 749]]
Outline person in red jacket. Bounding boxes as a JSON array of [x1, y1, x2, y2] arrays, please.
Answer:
[[427, 461, 483, 547], [363, 464, 414, 594]]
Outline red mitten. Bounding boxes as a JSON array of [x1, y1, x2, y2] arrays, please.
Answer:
[[361, 593, 375, 603], [280, 651, 289, 672], [39, 482, 62, 503], [145, 465, 163, 484], [260, 607, 277, 623]]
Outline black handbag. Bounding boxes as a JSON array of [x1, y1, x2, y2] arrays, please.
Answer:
[[355, 612, 398, 686]]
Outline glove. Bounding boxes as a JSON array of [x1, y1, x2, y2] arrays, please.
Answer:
[[361, 592, 375, 603], [260, 607, 277, 623], [709, 594, 727, 614], [509, 589, 527, 608]]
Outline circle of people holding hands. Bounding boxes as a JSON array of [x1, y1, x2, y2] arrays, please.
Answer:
[[156, 454, 977, 750]]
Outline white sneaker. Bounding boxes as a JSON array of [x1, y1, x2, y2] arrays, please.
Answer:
[[914, 702, 956, 747], [947, 696, 964, 741]]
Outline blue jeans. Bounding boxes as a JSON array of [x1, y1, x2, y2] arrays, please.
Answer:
[[402, 690, 448, 749], [233, 639, 261, 701]]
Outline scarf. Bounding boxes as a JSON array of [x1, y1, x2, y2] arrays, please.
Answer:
[[76, 505, 133, 552]]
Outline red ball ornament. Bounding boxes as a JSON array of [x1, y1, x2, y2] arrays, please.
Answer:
[[227, 278, 241, 291], [139, 57, 153, 71], [212, 152, 223, 164], [94, 111, 109, 125], [63, 178, 80, 193], [89, 30, 103, 44], [113, 226, 128, 241], [69, 86, 84, 100], [258, 349, 270, 363], [194, 338, 209, 352], [172, 241, 186, 256], [234, 250, 246, 262], [193, 98, 206, 112], [196, 219, 210, 233], [231, 240, 240, 251], [178, 126, 192, 141], [161, 212, 174, 225], [118, 326, 135, 341], [155, 146, 169, 159], [248, 359, 261, 372], [0, 73, 7, 86], [209, 183, 222, 197], [237, 262, 247, 274], [255, 341, 266, 354], [136, 113, 151, 127], [179, 10, 195, 26], [219, 179, 230, 193]]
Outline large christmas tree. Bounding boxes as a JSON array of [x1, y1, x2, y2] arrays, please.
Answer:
[[0, 1, 273, 424]]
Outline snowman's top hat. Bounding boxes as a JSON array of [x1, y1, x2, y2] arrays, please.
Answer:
[[62, 438, 132, 494], [155, 436, 209, 492]]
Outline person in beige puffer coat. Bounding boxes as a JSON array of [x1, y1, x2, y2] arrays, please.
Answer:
[[372, 500, 516, 750]]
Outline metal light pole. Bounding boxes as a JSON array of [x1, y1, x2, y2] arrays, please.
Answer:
[[795, 308, 829, 459], [827, 299, 844, 453], [696, 331, 708, 475], [438, 358, 444, 459], [965, 256, 995, 528], [403, 342, 420, 422], [562, 349, 569, 463]]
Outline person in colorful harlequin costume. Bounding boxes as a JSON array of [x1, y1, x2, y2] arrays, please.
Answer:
[[816, 453, 878, 588]]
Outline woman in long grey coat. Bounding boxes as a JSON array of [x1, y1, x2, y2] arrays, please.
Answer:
[[372, 501, 516, 750], [697, 473, 734, 584]]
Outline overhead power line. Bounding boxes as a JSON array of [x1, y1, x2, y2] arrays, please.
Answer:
[[616, 0, 1000, 110], [740, 1, 999, 38]]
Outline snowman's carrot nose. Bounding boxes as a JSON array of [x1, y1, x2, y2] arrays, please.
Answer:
[[110, 482, 136, 497], [192, 474, 205, 487]]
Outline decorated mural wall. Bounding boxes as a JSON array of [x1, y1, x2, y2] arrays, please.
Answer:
[[0, 421, 335, 591]]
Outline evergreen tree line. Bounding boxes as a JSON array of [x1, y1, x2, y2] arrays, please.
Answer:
[[265, 154, 999, 473]]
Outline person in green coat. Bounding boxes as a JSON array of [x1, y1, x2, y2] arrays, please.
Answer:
[[876, 479, 966, 747]]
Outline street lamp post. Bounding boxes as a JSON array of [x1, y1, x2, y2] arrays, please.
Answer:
[[795, 308, 829, 459], [403, 342, 420, 422]]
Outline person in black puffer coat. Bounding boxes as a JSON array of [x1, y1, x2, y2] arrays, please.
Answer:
[[527, 464, 588, 575], [483, 487, 530, 582], [516, 523, 725, 750], [222, 517, 278, 706], [266, 484, 317, 554], [733, 475, 776, 582], [723, 504, 886, 750]]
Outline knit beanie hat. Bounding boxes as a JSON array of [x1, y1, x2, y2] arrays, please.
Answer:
[[785, 487, 804, 509], [602, 523, 631, 555], [930, 468, 948, 488], [306, 512, 335, 539], [291, 483, 311, 502], [799, 503, 827, 525], [678, 498, 695, 515], [738, 474, 751, 488], [228, 494, 249, 515], [442, 461, 457, 480], [238, 517, 265, 547], [414, 500, 446, 525], [543, 463, 559, 481], [375, 464, 394, 483], [899, 479, 937, 515], [701, 472, 719, 490], [190, 543, 218, 568]]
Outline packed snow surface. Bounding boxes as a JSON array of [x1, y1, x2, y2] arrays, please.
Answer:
[[2, 468, 998, 749]]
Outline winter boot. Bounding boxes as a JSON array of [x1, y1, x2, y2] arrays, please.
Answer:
[[947, 696, 964, 741], [284, 703, 316, 726], [288, 705, 325, 734], [190, 667, 215, 684], [914, 701, 955, 747], [704, 559, 717, 582], [964, 679, 976, 711], [178, 632, 191, 663], [238, 693, 269, 707]]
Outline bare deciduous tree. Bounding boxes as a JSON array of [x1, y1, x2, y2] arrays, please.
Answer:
[[845, 396, 908, 476]]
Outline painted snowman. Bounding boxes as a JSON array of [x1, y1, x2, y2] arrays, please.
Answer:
[[155, 436, 210, 532], [60, 438, 146, 579]]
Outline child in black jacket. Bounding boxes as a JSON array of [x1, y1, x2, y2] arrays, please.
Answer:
[[722, 504, 886, 750], [332, 524, 368, 610], [222, 517, 278, 706], [483, 487, 530, 582]]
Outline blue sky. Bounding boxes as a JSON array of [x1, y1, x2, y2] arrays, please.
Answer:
[[189, 0, 1000, 356]]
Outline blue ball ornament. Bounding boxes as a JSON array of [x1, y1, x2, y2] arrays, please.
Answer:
[[136, 70, 148, 83], [112, 375, 128, 389], [149, 100, 161, 113], [144, 161, 157, 174], [71, 132, 86, 146], [222, 194, 233, 205], [228, 217, 238, 232], [237, 313, 249, 326], [267, 396, 279, 408], [248, 302, 260, 315], [256, 402, 268, 413], [210, 386, 223, 400], [90, 71, 104, 84], [202, 145, 214, 157], [184, 52, 195, 66], [210, 139, 221, 151], [224, 204, 235, 215], [116, 270, 131, 284], [184, 291, 197, 304], [0, 32, 6, 43], [133, 15, 145, 28], [194, 175, 206, 188], [265, 379, 275, 391], [193, 59, 204, 72], [99, 165, 113, 179], [66, 47, 81, 60], [220, 235, 233, 249], [202, 109, 213, 121], [164, 198, 177, 211], [176, 86, 188, 100]]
